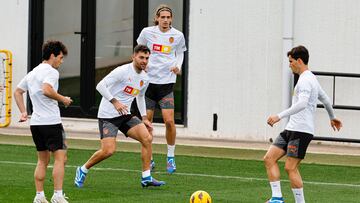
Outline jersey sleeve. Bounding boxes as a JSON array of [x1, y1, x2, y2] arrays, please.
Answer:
[[277, 80, 311, 119], [96, 66, 127, 101], [176, 33, 187, 53], [43, 69, 59, 88], [318, 85, 336, 119], [136, 81, 149, 117], [297, 79, 312, 101], [137, 29, 147, 45], [17, 75, 29, 91]]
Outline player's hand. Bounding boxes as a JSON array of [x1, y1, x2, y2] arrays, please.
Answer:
[[170, 67, 181, 75], [62, 96, 73, 107], [19, 112, 28, 122], [143, 118, 153, 133], [111, 99, 128, 115], [267, 115, 280, 127], [331, 118, 342, 131]]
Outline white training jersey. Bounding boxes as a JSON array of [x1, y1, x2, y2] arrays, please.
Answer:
[[137, 26, 187, 84], [97, 63, 149, 118], [285, 70, 329, 134], [17, 63, 61, 125]]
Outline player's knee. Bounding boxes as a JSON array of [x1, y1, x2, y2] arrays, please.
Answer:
[[263, 154, 274, 166], [284, 165, 296, 173], [142, 133, 152, 146], [164, 119, 175, 128], [37, 159, 49, 168], [102, 148, 116, 157]]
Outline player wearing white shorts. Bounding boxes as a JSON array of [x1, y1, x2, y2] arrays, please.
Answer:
[[74, 45, 165, 188], [14, 40, 72, 203], [264, 45, 342, 203], [136, 4, 187, 174]]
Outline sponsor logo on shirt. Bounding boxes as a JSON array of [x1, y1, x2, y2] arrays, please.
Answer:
[[124, 86, 140, 96], [153, 44, 171, 53]]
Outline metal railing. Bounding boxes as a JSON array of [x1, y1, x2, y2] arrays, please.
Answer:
[[313, 71, 360, 110], [312, 71, 360, 143]]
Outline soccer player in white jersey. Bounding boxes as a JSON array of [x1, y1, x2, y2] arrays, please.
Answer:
[[136, 4, 187, 174], [263, 46, 343, 203], [14, 40, 72, 203], [74, 45, 165, 188]]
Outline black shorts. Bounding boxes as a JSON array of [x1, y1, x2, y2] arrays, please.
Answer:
[[145, 83, 175, 110], [98, 114, 142, 139], [30, 124, 67, 152], [273, 130, 313, 159], [145, 83, 174, 103]]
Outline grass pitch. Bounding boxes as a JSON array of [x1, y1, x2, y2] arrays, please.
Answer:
[[0, 134, 359, 202]]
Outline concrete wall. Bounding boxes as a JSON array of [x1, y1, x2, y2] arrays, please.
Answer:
[[293, 0, 360, 139], [2, 0, 360, 142], [0, 0, 29, 124], [186, 0, 284, 141]]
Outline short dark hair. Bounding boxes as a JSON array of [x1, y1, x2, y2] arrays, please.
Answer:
[[134, 44, 150, 54], [287, 45, 309, 65], [42, 40, 68, 60]]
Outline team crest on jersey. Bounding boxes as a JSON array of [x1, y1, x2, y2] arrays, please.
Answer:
[[140, 80, 144, 87], [124, 86, 140, 96], [153, 44, 171, 54], [169, 37, 174, 43]]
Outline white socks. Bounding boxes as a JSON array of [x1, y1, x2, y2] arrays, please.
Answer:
[[142, 170, 151, 178], [54, 190, 63, 197], [167, 145, 175, 157], [292, 188, 305, 203], [81, 165, 89, 173], [270, 181, 283, 198], [36, 191, 45, 198]]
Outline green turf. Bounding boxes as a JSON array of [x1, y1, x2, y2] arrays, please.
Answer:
[[0, 140, 359, 202], [1, 134, 360, 167]]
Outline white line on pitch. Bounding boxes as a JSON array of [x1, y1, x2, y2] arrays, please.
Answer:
[[1, 160, 359, 188]]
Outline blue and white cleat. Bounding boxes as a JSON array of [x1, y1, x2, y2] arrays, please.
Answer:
[[266, 197, 285, 203], [150, 160, 156, 172], [74, 167, 87, 188], [166, 157, 176, 174], [141, 176, 165, 187]]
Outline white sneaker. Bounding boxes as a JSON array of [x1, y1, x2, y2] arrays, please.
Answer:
[[33, 196, 49, 203], [50, 193, 69, 203]]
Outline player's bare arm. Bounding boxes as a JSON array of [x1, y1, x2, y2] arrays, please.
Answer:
[[267, 115, 280, 127], [331, 118, 342, 131], [42, 83, 73, 107], [14, 88, 28, 122], [170, 67, 181, 75], [110, 98, 128, 115], [142, 116, 153, 132]]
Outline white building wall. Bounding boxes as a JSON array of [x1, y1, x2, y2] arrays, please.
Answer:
[[293, 0, 360, 139], [187, 0, 284, 141], [0, 0, 29, 123], [2, 0, 360, 142]]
